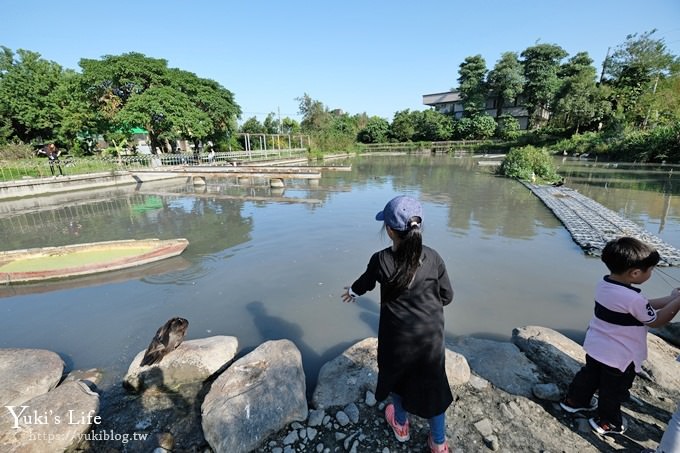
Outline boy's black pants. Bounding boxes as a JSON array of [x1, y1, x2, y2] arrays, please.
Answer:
[[567, 354, 636, 427]]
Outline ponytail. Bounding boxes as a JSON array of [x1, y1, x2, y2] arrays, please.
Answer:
[[387, 216, 423, 294]]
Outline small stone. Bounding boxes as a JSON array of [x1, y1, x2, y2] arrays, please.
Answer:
[[344, 403, 360, 424], [283, 447, 295, 453], [500, 403, 515, 420], [382, 448, 390, 453], [299, 428, 307, 439], [365, 391, 377, 407], [307, 427, 318, 441], [156, 433, 174, 450], [484, 435, 500, 451], [272, 448, 283, 453], [344, 432, 358, 450], [335, 432, 347, 441], [292, 422, 304, 429], [474, 418, 494, 437], [349, 439, 359, 453], [323, 415, 331, 425], [283, 430, 299, 445], [336, 410, 350, 426], [309, 409, 326, 427], [316, 444, 324, 453]]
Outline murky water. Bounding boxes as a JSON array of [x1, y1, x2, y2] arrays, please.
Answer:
[[2, 154, 680, 390]]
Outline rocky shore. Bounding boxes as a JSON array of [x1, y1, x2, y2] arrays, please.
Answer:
[[1, 323, 679, 453]]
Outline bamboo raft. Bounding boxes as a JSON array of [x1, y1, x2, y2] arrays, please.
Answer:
[[526, 183, 680, 266]]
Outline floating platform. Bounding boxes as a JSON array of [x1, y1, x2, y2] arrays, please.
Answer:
[[526, 183, 680, 266]]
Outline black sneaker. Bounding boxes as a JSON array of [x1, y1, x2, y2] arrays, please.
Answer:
[[589, 417, 627, 435], [559, 396, 598, 413]]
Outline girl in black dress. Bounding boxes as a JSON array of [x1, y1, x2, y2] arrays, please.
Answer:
[[342, 195, 454, 453]]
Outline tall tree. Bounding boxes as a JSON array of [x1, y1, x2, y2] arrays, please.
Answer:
[[487, 52, 525, 119], [296, 93, 330, 131], [457, 55, 488, 115], [603, 30, 676, 128], [389, 109, 417, 142], [357, 116, 389, 143], [0, 47, 65, 143], [553, 52, 611, 132], [520, 43, 568, 128]]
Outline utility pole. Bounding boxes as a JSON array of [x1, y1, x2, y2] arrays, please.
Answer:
[[278, 106, 282, 134]]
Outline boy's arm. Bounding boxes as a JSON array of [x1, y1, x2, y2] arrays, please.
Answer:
[[648, 288, 680, 309], [646, 296, 680, 328]]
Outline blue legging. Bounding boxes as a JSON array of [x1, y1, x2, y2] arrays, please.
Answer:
[[391, 393, 446, 444]]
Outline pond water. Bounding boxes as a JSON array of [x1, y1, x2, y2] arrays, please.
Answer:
[[2, 154, 680, 390]]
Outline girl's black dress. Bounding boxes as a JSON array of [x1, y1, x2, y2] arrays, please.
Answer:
[[350, 245, 454, 418]]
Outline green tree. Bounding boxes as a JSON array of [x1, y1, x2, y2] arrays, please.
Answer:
[[0, 47, 65, 143], [553, 52, 611, 132], [498, 145, 558, 181], [167, 68, 241, 147], [240, 117, 264, 134], [357, 116, 389, 143], [281, 117, 300, 134], [457, 55, 488, 115], [487, 52, 525, 119], [604, 30, 676, 128], [496, 114, 521, 140], [389, 109, 418, 142], [297, 93, 330, 131], [469, 114, 497, 140], [413, 110, 453, 141], [263, 113, 280, 134], [116, 85, 212, 153], [520, 43, 568, 128]]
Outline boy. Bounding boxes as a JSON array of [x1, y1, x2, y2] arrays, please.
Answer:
[[560, 237, 680, 435]]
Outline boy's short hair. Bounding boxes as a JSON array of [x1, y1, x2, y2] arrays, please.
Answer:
[[601, 236, 660, 274]]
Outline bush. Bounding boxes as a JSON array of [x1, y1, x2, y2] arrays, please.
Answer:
[[498, 145, 558, 182], [496, 115, 521, 141]]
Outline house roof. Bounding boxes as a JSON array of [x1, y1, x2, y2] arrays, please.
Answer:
[[422, 91, 462, 106]]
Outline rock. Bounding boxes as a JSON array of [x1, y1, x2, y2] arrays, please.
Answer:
[[124, 335, 238, 391], [308, 408, 325, 427], [63, 368, 103, 387], [201, 339, 307, 453], [511, 326, 586, 381], [0, 348, 64, 407], [312, 338, 470, 409], [445, 349, 471, 386], [450, 336, 539, 397], [343, 403, 359, 424], [643, 333, 680, 391], [0, 380, 99, 452], [532, 383, 562, 402], [650, 321, 680, 347], [335, 410, 350, 426], [312, 338, 378, 410]]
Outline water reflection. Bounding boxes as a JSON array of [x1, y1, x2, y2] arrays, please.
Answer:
[[1, 155, 680, 391]]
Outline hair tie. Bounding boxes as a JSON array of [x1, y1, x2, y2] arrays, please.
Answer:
[[409, 221, 420, 229]]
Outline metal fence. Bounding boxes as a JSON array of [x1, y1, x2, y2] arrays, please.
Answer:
[[0, 148, 309, 182]]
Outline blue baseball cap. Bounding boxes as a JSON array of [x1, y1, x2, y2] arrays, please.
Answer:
[[375, 195, 423, 231]]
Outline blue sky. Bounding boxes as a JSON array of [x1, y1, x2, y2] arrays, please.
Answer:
[[2, 1, 679, 124]]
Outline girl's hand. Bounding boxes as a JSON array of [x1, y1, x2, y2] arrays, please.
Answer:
[[341, 287, 356, 303]]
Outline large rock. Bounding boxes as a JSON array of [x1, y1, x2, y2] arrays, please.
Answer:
[[450, 336, 539, 397], [124, 336, 238, 391], [0, 348, 64, 407], [312, 338, 378, 410], [312, 337, 470, 410], [0, 380, 99, 452], [643, 333, 680, 390], [512, 325, 585, 382], [201, 339, 307, 453], [651, 321, 680, 348]]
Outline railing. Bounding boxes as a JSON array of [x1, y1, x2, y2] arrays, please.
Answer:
[[0, 148, 309, 182], [358, 140, 502, 153]]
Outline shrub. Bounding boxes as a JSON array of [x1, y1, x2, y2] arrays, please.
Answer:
[[498, 145, 558, 182], [496, 115, 521, 140]]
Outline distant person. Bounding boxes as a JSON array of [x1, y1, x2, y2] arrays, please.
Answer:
[[208, 147, 216, 165], [37, 143, 64, 176], [341, 195, 454, 452], [560, 237, 680, 436]]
